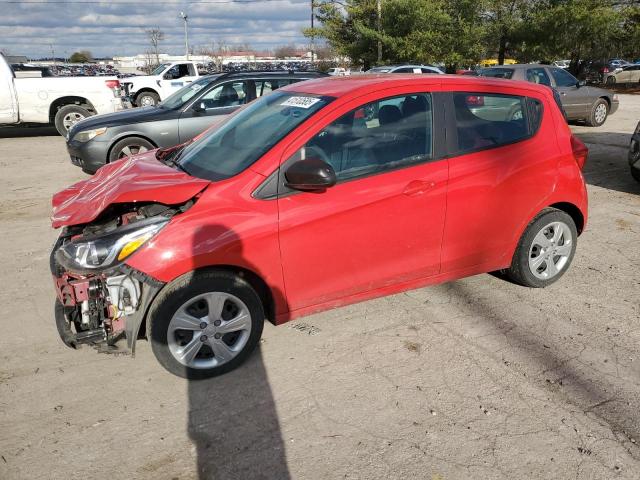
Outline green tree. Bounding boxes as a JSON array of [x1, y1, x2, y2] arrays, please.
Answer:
[[306, 0, 486, 70], [69, 50, 92, 63]]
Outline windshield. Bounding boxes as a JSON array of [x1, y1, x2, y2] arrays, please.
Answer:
[[178, 91, 333, 181], [159, 76, 215, 109], [151, 63, 171, 76], [478, 68, 515, 79]]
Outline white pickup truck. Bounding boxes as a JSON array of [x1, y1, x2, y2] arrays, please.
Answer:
[[0, 54, 124, 136], [120, 61, 201, 107]]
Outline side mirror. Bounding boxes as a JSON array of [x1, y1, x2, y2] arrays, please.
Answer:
[[577, 80, 586, 87], [284, 158, 337, 191], [192, 102, 206, 113]]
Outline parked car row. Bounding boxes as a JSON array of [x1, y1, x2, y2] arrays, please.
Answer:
[[68, 70, 327, 172], [477, 64, 618, 126], [51, 73, 591, 378]]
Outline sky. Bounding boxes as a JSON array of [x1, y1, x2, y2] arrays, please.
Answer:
[[1, 0, 313, 59]]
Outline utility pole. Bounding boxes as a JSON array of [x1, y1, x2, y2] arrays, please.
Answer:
[[50, 43, 56, 69], [377, 0, 382, 63], [180, 11, 189, 60], [310, 0, 315, 63]]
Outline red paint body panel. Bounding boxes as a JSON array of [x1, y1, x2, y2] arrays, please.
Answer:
[[52, 75, 588, 326], [51, 154, 210, 228]]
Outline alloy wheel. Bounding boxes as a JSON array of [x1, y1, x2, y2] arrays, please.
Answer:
[[594, 103, 607, 124], [63, 112, 86, 131], [528, 221, 573, 280], [167, 292, 252, 369], [118, 145, 149, 158]]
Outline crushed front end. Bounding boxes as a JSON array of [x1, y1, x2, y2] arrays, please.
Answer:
[[50, 202, 190, 354]]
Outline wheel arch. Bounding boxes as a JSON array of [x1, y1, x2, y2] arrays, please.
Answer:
[[49, 96, 96, 122], [599, 95, 611, 109], [106, 133, 158, 163], [140, 264, 276, 341], [549, 201, 585, 235]]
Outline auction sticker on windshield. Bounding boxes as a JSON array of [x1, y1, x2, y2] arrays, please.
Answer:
[[280, 96, 322, 109]]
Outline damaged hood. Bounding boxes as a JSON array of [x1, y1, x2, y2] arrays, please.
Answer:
[[51, 152, 210, 228]]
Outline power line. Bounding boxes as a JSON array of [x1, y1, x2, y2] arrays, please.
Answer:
[[2, 0, 294, 3]]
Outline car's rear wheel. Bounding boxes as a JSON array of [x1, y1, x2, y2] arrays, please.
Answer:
[[54, 105, 92, 136], [136, 91, 160, 107], [506, 209, 577, 288], [606, 76, 616, 85], [631, 167, 640, 183], [108, 137, 155, 162], [149, 270, 265, 379], [586, 98, 608, 127]]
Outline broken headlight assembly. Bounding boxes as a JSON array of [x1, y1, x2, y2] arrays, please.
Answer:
[[57, 217, 168, 272]]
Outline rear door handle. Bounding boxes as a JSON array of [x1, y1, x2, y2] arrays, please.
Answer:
[[403, 180, 436, 196]]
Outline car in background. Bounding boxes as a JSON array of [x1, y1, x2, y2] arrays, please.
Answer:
[[327, 67, 349, 76], [478, 64, 618, 126], [120, 61, 202, 107], [0, 53, 123, 136], [603, 64, 640, 85], [366, 64, 444, 74], [66, 70, 327, 173], [553, 60, 570, 69], [51, 74, 588, 378], [608, 59, 631, 69], [630, 121, 640, 182]]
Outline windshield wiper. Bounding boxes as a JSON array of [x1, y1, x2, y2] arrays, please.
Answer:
[[156, 144, 188, 172]]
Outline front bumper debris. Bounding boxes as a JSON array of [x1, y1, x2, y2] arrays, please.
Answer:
[[51, 236, 164, 354]]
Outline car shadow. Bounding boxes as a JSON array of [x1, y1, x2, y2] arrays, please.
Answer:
[[446, 281, 640, 449], [0, 125, 59, 138], [186, 223, 291, 479], [571, 130, 639, 195]]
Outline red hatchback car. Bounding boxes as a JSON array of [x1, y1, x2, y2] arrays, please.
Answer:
[[51, 75, 588, 378]]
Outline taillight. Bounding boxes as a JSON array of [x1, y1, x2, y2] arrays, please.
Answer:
[[570, 135, 588, 170], [105, 79, 120, 89], [600, 67, 609, 73]]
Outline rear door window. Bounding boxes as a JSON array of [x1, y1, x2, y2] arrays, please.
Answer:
[[478, 68, 514, 79], [550, 68, 578, 87], [526, 68, 551, 86], [452, 92, 532, 153], [256, 79, 294, 97]]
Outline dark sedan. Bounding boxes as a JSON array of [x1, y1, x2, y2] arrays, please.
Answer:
[[631, 120, 640, 182], [478, 64, 619, 127], [66, 70, 327, 173]]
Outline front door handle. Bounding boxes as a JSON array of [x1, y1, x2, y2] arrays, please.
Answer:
[[403, 180, 436, 197]]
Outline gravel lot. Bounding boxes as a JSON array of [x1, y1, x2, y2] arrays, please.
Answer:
[[0, 96, 639, 480]]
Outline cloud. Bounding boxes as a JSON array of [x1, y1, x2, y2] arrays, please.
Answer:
[[2, 0, 313, 58]]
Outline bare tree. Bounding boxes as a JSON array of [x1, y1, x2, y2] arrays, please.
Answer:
[[145, 27, 165, 66], [274, 44, 298, 59]]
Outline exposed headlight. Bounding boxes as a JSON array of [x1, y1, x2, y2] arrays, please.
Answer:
[[74, 127, 107, 143], [58, 218, 167, 272]]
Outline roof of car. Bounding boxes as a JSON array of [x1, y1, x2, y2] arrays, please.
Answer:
[[284, 74, 551, 98], [480, 64, 557, 70]]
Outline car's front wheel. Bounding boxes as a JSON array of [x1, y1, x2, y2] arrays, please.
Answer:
[[506, 208, 577, 288], [136, 91, 160, 107], [149, 270, 265, 379], [586, 98, 609, 127], [108, 136, 155, 162]]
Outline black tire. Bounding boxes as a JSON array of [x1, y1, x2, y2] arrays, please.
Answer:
[[606, 76, 616, 85], [505, 208, 578, 288], [585, 98, 608, 127], [135, 91, 160, 107], [149, 270, 265, 379], [54, 104, 93, 136], [631, 166, 640, 183], [108, 136, 155, 162]]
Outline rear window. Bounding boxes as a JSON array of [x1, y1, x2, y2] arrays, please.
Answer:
[[478, 68, 514, 79], [452, 92, 538, 153]]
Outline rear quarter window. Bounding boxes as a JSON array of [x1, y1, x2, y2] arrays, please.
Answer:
[[451, 92, 541, 154], [478, 68, 515, 79]]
